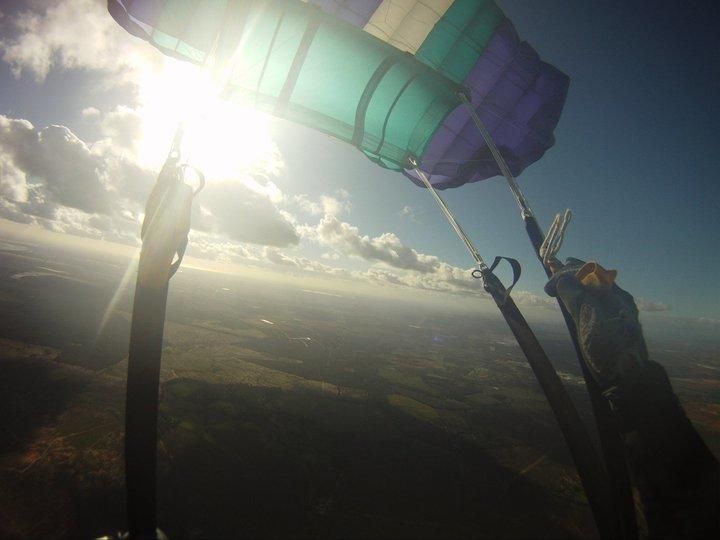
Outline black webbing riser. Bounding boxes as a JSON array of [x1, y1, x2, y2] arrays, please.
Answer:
[[125, 282, 168, 538], [483, 272, 618, 540]]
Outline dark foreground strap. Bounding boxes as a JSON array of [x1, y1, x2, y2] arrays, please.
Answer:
[[479, 267, 619, 540], [126, 155, 202, 538], [126, 284, 168, 538]]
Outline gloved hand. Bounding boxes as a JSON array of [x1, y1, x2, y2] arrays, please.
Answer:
[[545, 258, 648, 392]]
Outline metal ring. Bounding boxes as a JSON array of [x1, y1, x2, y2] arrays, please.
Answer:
[[471, 268, 483, 279]]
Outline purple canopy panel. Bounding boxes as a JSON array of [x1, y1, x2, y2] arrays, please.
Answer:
[[108, 0, 164, 40], [108, 0, 236, 64], [406, 19, 569, 189], [120, 0, 165, 22], [510, 60, 568, 167], [306, 0, 382, 27], [405, 19, 520, 187]]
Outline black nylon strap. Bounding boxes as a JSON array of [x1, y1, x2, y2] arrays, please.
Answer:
[[473, 256, 522, 305], [480, 274, 618, 540], [126, 283, 168, 537], [126, 154, 203, 537], [489, 255, 521, 293]]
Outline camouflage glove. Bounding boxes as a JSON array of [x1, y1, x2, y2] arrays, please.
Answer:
[[545, 258, 649, 393]]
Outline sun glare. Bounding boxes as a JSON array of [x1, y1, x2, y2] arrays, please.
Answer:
[[134, 60, 282, 185]]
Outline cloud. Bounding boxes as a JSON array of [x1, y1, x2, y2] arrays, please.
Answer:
[[635, 298, 671, 312], [0, 114, 299, 249], [359, 263, 556, 308], [0, 113, 159, 224], [0, 0, 159, 81], [263, 246, 299, 267], [0, 111, 567, 306], [291, 194, 322, 216], [49, 205, 139, 244], [399, 205, 419, 223], [293, 214, 557, 304], [306, 215, 440, 273], [510, 290, 557, 309], [262, 247, 348, 276], [81, 106, 100, 118], [0, 115, 128, 215], [97, 105, 144, 151], [0, 198, 34, 224], [320, 195, 350, 216], [0, 152, 28, 201], [199, 182, 299, 247], [290, 193, 351, 217], [187, 232, 252, 263]]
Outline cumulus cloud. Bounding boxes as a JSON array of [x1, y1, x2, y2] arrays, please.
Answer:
[[510, 290, 557, 309], [635, 298, 671, 312], [357, 262, 555, 307], [81, 106, 101, 119], [187, 232, 252, 263], [0, 114, 300, 249], [291, 214, 556, 304], [290, 193, 351, 217], [263, 246, 299, 267], [262, 247, 348, 276], [0, 152, 28, 201], [0, 111, 566, 305], [305, 215, 440, 273], [0, 0, 159, 81], [399, 205, 419, 223], [200, 182, 299, 247], [49, 205, 139, 244], [320, 195, 349, 216], [97, 105, 144, 151], [291, 194, 322, 216], [0, 115, 144, 216]]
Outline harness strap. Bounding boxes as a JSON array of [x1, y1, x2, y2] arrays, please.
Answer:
[[126, 145, 203, 538]]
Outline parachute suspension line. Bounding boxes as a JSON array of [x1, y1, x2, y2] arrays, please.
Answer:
[[409, 158, 488, 274], [458, 93, 534, 219]]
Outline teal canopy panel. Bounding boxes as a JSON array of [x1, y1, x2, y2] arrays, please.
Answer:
[[109, 0, 465, 169]]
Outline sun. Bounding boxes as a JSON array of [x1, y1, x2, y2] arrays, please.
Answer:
[[133, 59, 283, 186]]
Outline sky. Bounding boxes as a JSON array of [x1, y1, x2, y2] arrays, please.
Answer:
[[0, 0, 718, 325]]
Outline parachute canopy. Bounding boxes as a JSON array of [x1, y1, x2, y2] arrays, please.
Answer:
[[308, 0, 570, 189], [109, 0, 464, 169], [109, 0, 568, 186]]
